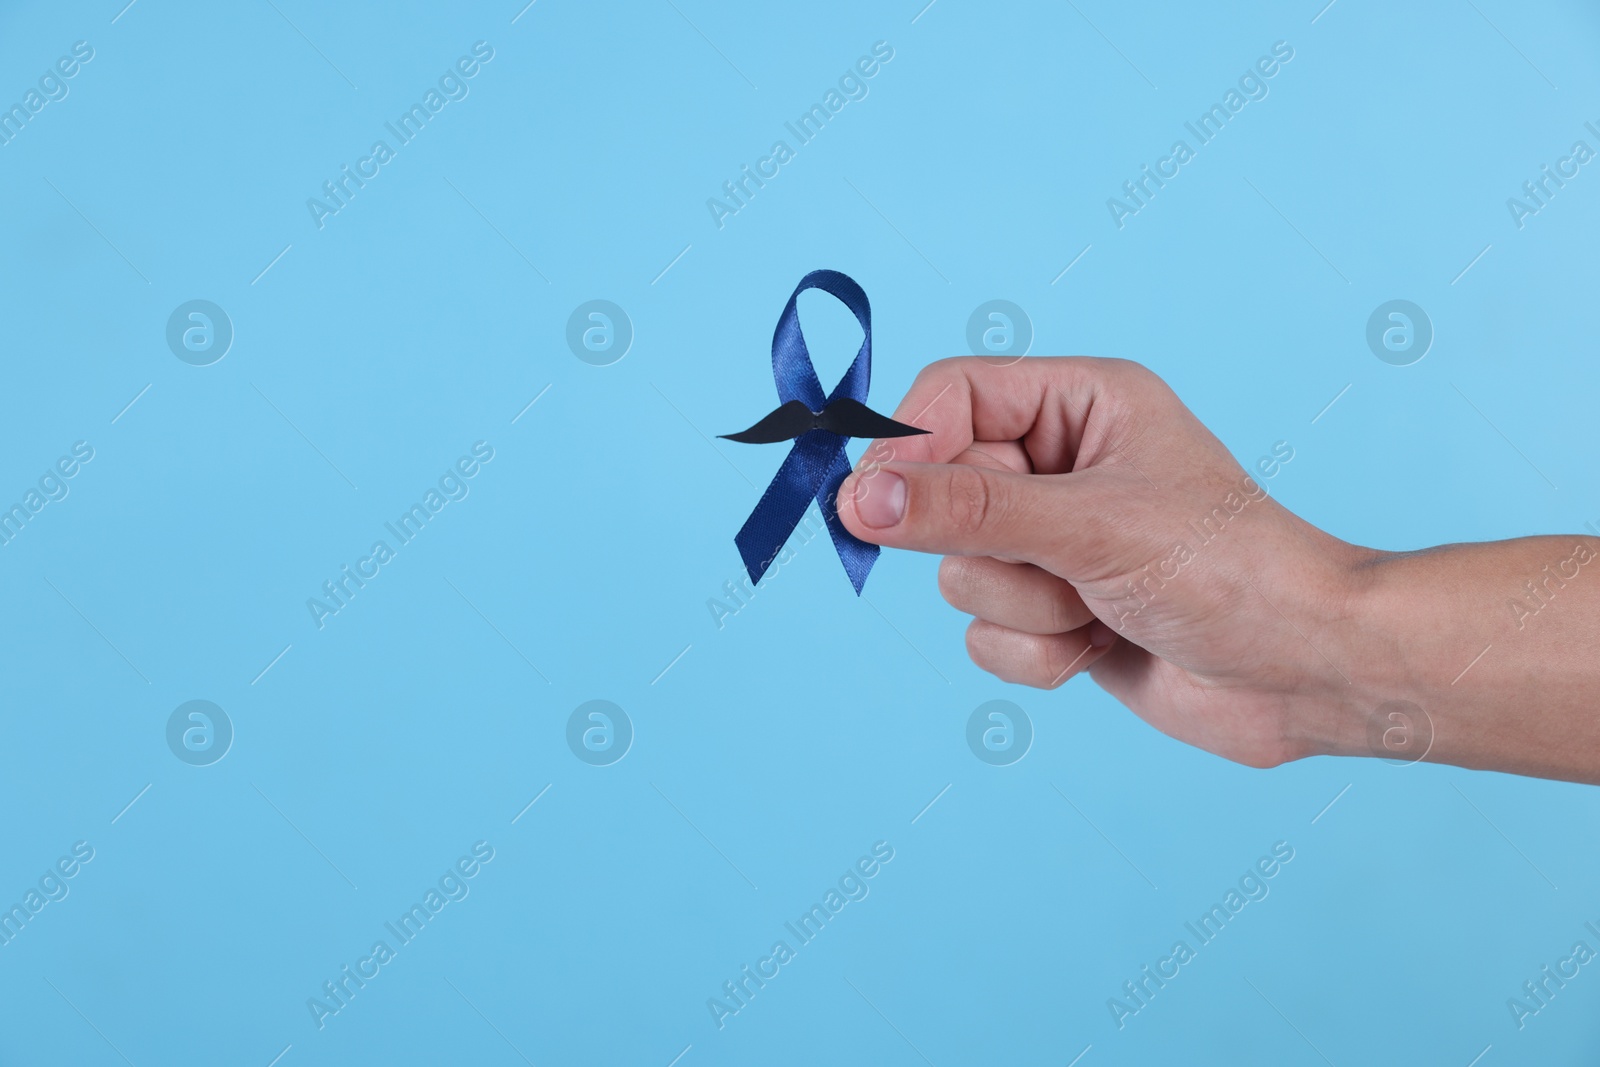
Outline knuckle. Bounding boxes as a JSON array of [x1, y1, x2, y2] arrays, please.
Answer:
[[933, 355, 982, 375], [1114, 358, 1176, 404], [910, 358, 966, 396], [940, 466, 995, 538], [1104, 356, 1155, 384]]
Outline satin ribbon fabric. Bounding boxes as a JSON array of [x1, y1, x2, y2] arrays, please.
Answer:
[[729, 270, 895, 594]]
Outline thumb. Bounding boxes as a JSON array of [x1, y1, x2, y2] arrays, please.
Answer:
[[836, 461, 1083, 566]]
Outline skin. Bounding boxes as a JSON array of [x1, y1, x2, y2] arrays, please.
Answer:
[[833, 357, 1600, 785]]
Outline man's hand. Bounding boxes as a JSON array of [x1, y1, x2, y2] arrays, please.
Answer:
[[834, 357, 1600, 783]]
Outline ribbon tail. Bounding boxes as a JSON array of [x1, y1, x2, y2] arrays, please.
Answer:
[[816, 446, 878, 595], [733, 440, 832, 586]]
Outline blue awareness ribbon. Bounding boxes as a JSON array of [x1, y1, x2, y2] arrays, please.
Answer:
[[732, 270, 885, 594]]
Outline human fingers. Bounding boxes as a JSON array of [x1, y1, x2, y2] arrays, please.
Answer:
[[951, 439, 1032, 475], [855, 356, 1156, 474], [947, 442, 1033, 562], [836, 457, 1140, 584], [964, 617, 1118, 689], [938, 555, 1095, 634]]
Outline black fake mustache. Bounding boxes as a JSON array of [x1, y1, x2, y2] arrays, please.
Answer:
[[720, 398, 930, 444]]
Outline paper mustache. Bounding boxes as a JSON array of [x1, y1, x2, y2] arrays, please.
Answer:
[[719, 397, 929, 444]]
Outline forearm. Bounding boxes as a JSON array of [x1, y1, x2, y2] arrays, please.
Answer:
[[1317, 536, 1600, 783]]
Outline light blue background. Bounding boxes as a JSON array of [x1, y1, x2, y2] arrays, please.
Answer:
[[3, 1, 1599, 1064]]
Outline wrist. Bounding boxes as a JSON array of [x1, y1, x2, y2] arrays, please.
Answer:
[[1277, 545, 1415, 763]]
